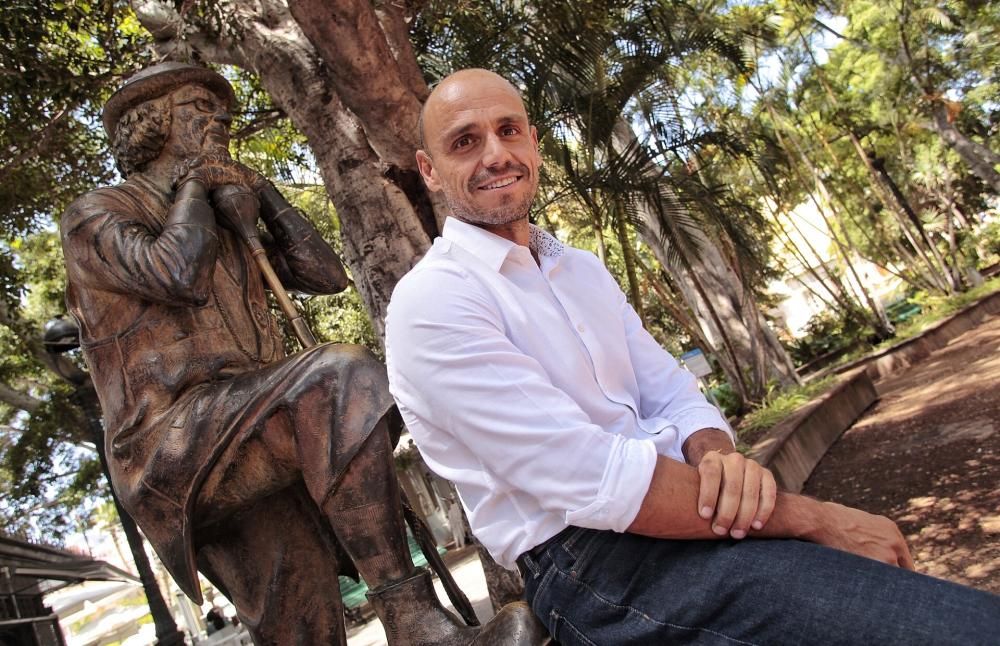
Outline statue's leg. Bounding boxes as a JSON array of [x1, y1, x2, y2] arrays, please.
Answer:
[[195, 483, 347, 645], [321, 420, 478, 645], [195, 345, 546, 645]]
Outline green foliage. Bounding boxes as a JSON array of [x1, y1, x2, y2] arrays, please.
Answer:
[[787, 309, 867, 366], [707, 380, 741, 418], [978, 219, 1000, 259], [884, 275, 1000, 343], [737, 376, 838, 445]]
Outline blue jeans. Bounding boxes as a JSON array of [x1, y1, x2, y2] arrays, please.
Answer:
[[519, 527, 1000, 645]]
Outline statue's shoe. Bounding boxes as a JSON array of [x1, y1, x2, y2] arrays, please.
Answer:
[[471, 601, 551, 645], [368, 569, 551, 646]]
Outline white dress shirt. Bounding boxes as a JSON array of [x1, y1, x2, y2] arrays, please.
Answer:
[[385, 217, 732, 567]]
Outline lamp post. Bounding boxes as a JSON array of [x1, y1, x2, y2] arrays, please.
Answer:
[[43, 317, 186, 646]]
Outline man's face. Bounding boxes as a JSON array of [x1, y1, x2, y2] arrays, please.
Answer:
[[416, 71, 541, 227], [163, 84, 232, 161]]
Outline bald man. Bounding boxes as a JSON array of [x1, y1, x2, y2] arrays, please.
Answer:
[[386, 69, 1000, 645]]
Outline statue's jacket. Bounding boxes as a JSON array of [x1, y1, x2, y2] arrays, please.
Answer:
[[60, 175, 384, 601]]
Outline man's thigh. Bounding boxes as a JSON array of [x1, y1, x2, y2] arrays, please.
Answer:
[[524, 529, 1000, 645]]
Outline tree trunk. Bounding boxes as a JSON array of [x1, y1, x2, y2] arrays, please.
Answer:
[[613, 197, 645, 324], [869, 153, 959, 292], [133, 0, 435, 338], [909, 83, 1000, 191]]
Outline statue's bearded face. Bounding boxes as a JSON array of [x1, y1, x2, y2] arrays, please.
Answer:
[[164, 84, 233, 162]]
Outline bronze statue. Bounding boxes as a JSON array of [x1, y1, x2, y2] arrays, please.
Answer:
[[60, 62, 545, 645]]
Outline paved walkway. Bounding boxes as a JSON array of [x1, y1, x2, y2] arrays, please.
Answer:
[[804, 312, 1000, 593]]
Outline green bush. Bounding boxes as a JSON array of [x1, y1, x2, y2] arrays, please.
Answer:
[[737, 376, 837, 446], [787, 310, 867, 366]]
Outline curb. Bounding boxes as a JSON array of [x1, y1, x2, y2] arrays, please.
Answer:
[[749, 288, 1000, 493]]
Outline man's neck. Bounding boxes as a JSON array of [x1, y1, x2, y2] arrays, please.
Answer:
[[470, 217, 530, 248]]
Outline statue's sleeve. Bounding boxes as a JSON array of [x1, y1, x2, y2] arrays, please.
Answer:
[[258, 184, 350, 295], [61, 187, 219, 306]]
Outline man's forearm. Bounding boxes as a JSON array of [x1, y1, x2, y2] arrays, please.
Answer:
[[627, 455, 914, 568], [628, 455, 815, 540]]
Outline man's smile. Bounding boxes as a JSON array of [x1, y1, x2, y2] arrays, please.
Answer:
[[478, 175, 521, 190]]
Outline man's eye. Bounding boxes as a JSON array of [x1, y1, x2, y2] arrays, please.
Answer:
[[501, 126, 519, 136], [454, 136, 474, 149]]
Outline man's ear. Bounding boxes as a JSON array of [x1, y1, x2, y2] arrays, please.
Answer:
[[415, 150, 440, 192]]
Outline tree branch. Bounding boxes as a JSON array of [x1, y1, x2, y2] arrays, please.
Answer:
[[0, 383, 43, 413]]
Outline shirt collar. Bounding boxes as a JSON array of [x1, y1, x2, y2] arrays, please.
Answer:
[[442, 216, 564, 272]]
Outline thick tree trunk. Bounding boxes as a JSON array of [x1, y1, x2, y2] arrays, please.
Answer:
[[635, 204, 797, 405]]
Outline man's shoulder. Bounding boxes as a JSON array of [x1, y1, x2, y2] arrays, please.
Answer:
[[387, 238, 498, 334], [393, 237, 477, 296]]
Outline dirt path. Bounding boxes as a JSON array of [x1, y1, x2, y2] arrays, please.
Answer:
[[803, 313, 1000, 594]]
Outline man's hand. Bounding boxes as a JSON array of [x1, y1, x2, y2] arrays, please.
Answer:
[[807, 501, 915, 569], [684, 429, 776, 540], [177, 154, 269, 192], [696, 449, 777, 539]]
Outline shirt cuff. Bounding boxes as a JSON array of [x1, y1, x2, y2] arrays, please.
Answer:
[[564, 435, 658, 532], [672, 406, 734, 454]]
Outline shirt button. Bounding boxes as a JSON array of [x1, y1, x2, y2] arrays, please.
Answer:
[[576, 323, 585, 333]]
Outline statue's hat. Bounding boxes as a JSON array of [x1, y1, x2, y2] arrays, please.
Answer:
[[103, 62, 236, 140]]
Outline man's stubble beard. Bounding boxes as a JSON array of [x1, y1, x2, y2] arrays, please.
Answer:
[[445, 163, 537, 226]]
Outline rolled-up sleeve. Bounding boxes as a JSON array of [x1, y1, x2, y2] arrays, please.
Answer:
[[619, 291, 733, 456], [386, 265, 657, 533]]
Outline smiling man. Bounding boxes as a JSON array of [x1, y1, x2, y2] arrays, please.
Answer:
[[385, 68, 1000, 644]]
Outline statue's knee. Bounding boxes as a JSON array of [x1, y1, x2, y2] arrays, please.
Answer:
[[311, 343, 387, 385]]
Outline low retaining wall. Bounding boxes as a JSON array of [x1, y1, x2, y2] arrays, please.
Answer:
[[750, 288, 1000, 492], [831, 289, 1000, 382], [748, 368, 876, 493]]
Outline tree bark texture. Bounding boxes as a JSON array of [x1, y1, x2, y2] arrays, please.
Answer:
[[929, 102, 1000, 195], [132, 0, 436, 338]]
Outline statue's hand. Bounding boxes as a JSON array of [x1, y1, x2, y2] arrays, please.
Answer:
[[213, 185, 261, 242], [178, 154, 269, 192]]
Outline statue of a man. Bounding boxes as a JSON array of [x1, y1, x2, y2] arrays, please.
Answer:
[[60, 62, 541, 645]]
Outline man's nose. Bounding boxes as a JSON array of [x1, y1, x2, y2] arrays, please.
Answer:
[[481, 133, 512, 167]]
